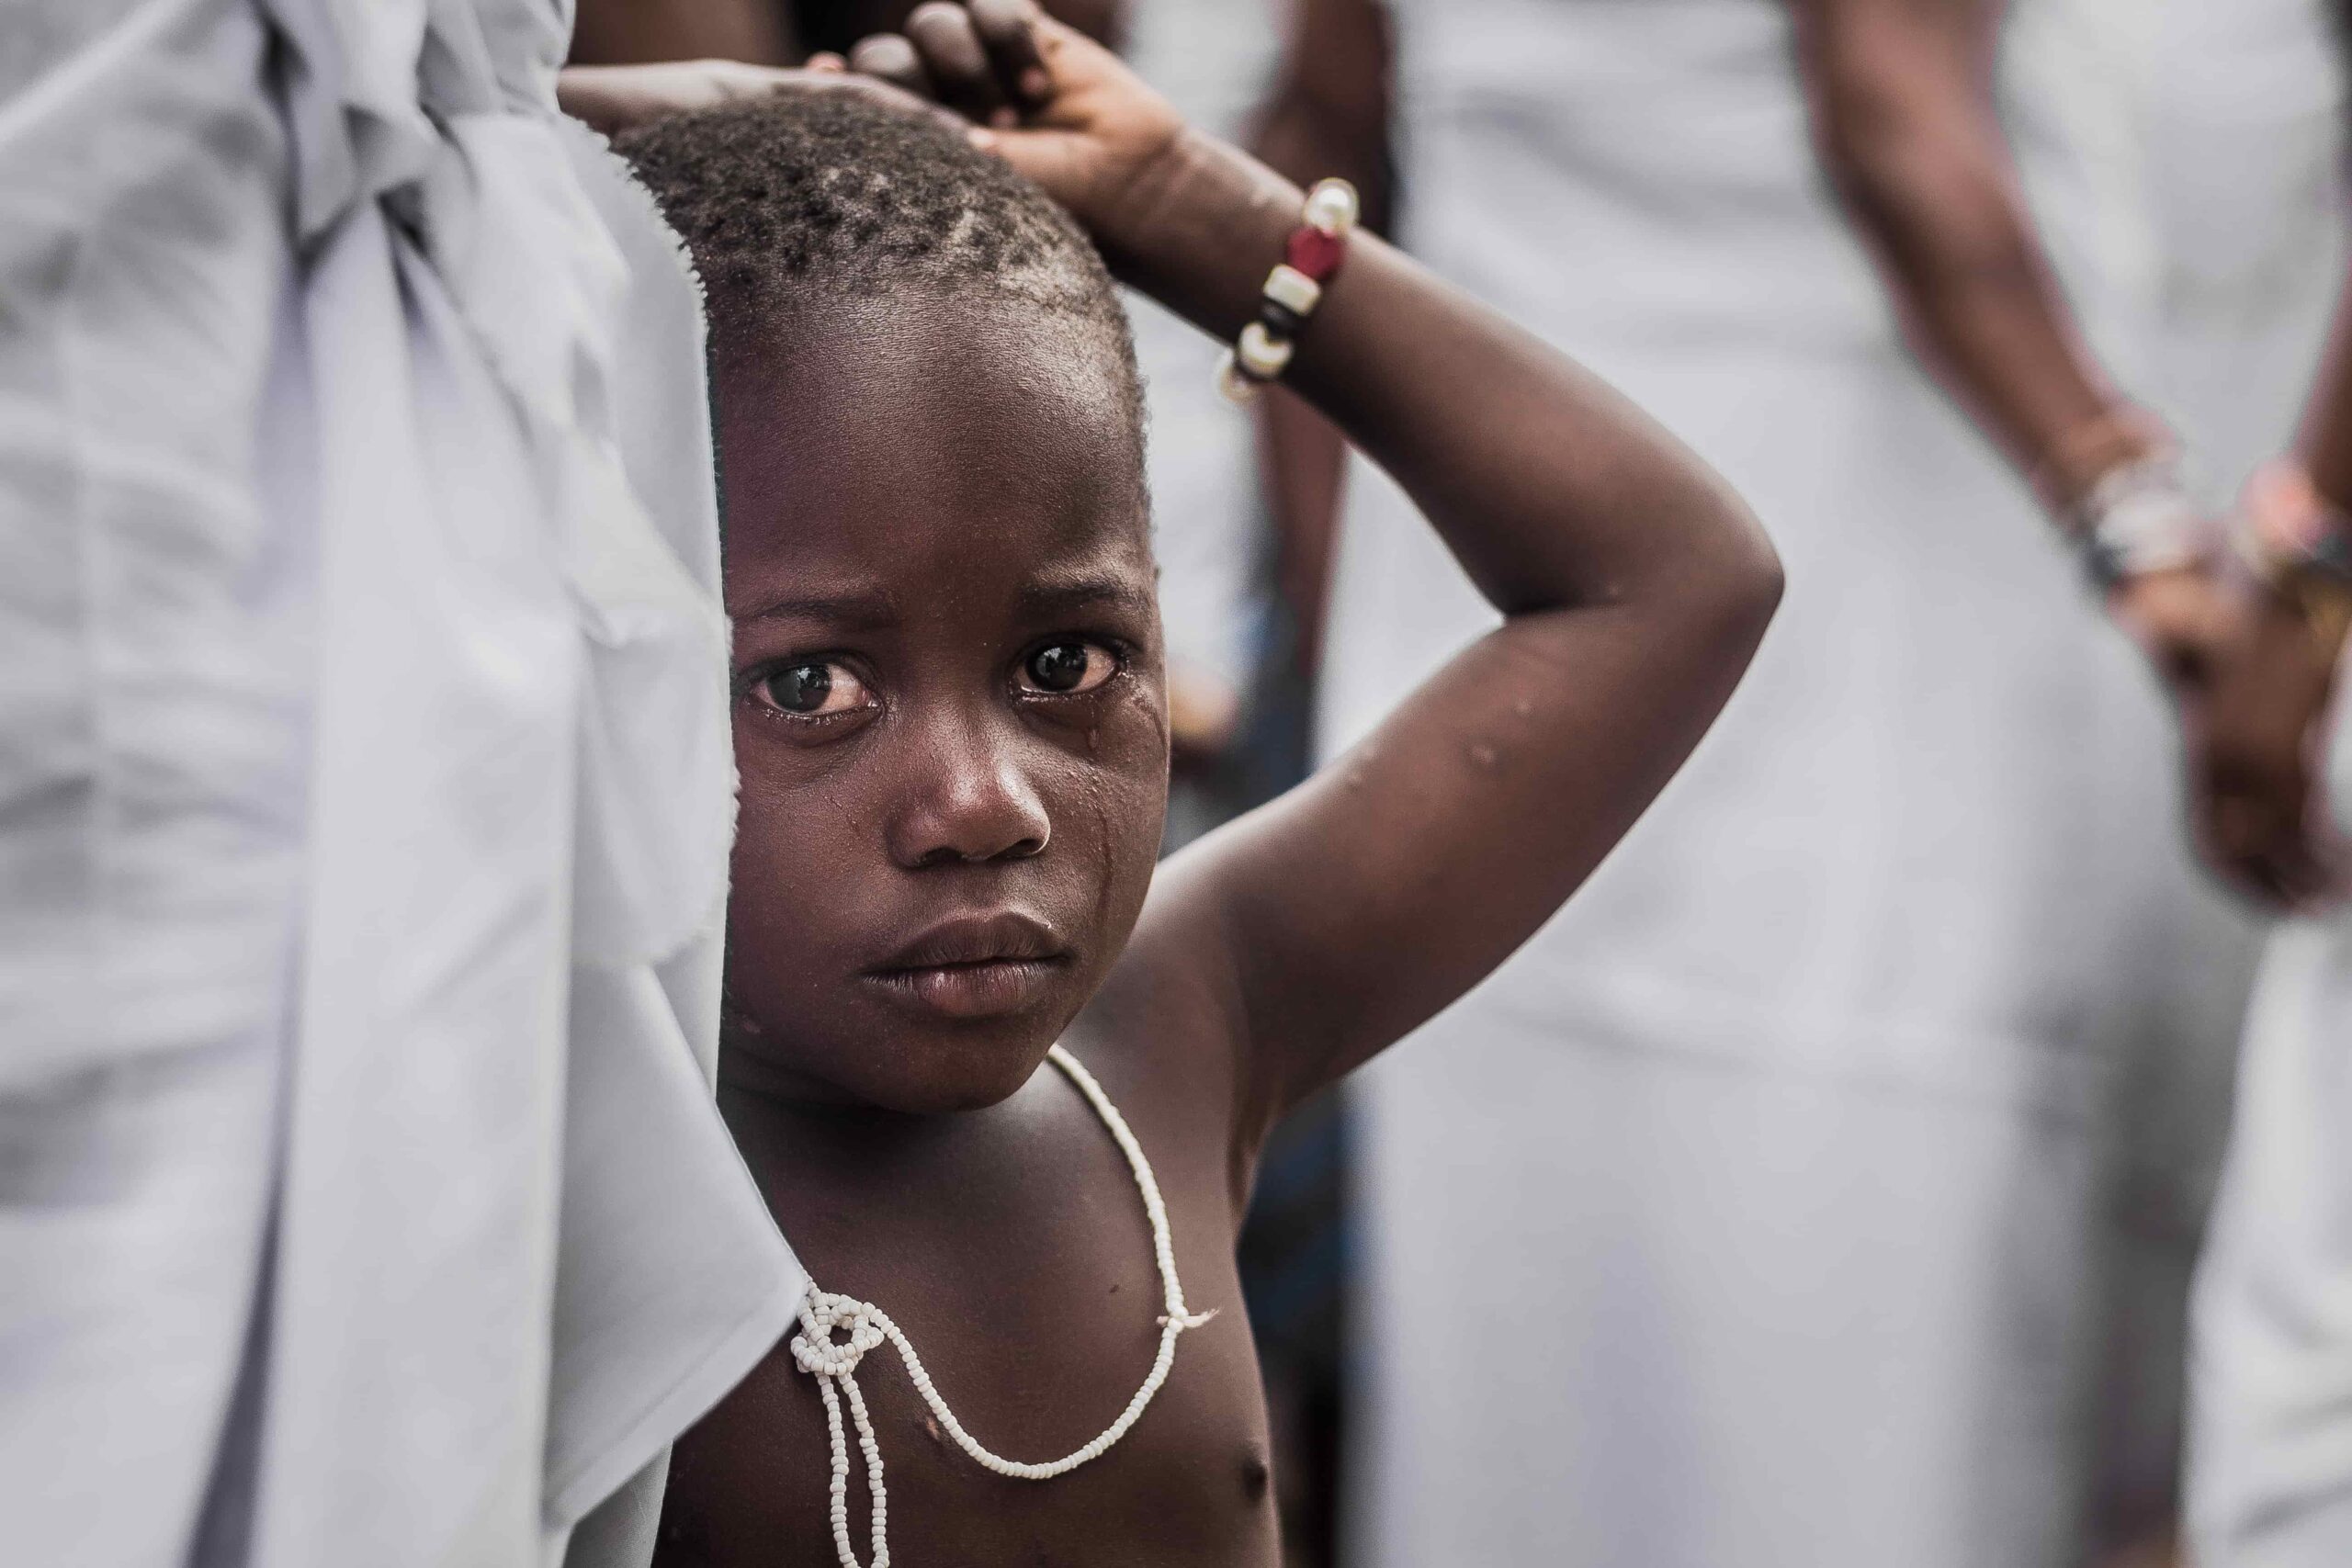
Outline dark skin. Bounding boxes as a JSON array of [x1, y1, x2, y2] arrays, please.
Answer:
[[574, 7, 1780, 1563], [565, 0, 1119, 75], [2182, 263, 2352, 912]]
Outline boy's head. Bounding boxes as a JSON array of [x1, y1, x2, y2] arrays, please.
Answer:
[[620, 93, 1167, 1115]]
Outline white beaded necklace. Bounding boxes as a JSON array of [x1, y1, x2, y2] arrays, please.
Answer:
[[788, 1043, 1218, 1568]]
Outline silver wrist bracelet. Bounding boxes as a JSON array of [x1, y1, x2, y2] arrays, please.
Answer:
[[2064, 456, 2209, 591]]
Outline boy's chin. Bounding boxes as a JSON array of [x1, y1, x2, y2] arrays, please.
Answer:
[[724, 1014, 1064, 1116], [865, 1039, 1055, 1115]]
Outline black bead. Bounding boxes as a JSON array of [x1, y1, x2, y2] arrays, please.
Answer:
[[1258, 299, 1307, 339]]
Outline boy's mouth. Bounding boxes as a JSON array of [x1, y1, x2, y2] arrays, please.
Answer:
[[864, 911, 1072, 1021]]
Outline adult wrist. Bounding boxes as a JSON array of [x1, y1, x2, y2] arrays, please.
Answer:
[[2035, 407, 2210, 591], [2030, 404, 2170, 516]]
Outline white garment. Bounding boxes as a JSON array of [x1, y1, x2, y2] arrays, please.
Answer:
[[1319, 2, 2332, 1562], [0, 4, 799, 1564], [2188, 302, 2352, 1568], [2188, 884, 2352, 1566]]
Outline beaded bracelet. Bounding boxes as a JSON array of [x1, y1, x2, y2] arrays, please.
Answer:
[[1215, 177, 1359, 406], [2064, 450, 2210, 591]]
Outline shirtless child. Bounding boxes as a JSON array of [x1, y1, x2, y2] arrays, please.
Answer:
[[597, 6, 1780, 1562]]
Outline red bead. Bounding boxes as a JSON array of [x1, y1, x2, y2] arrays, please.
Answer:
[[1284, 225, 1345, 283]]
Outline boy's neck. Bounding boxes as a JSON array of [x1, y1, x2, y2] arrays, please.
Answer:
[[716, 1045, 940, 1130]]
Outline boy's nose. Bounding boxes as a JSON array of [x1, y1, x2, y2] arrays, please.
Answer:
[[888, 737, 1052, 868]]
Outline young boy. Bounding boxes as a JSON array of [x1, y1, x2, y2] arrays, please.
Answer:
[[606, 7, 1779, 1563]]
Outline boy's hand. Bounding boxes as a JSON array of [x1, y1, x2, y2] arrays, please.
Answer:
[[846, 2, 1190, 256]]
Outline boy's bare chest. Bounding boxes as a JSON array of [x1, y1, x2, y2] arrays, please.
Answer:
[[657, 1058, 1278, 1567]]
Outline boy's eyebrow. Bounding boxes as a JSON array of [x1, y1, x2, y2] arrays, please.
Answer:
[[1016, 574, 1157, 620], [732, 588, 900, 628]]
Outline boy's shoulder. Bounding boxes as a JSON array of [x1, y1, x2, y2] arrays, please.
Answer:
[[1067, 868, 1260, 1208]]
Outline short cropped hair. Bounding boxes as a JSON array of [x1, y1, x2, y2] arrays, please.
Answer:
[[614, 91, 1143, 434]]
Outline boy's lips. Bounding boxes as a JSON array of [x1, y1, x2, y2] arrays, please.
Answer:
[[865, 911, 1071, 1021]]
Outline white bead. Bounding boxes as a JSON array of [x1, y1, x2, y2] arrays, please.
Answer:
[[1216, 350, 1263, 406], [1236, 321, 1293, 379], [1304, 177, 1359, 236], [1263, 264, 1322, 316]]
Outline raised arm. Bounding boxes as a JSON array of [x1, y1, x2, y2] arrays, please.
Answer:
[[854, 7, 1779, 1131], [1124, 140, 1780, 1129]]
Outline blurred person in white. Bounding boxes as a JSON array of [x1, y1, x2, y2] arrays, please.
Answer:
[[0, 3, 804, 1565], [2186, 355, 2352, 1568], [1260, 0, 2345, 1564], [2186, 12, 2352, 1551]]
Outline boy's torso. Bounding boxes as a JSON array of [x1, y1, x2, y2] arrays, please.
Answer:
[[654, 958, 1283, 1567]]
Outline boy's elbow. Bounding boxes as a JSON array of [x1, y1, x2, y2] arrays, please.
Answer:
[[1736, 525, 1786, 629], [1692, 499, 1784, 662]]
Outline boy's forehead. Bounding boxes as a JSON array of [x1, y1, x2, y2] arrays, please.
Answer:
[[726, 502, 1155, 615], [715, 292, 1149, 593], [718, 291, 1136, 465]]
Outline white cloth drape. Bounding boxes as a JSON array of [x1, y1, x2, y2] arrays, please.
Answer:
[[0, 3, 800, 1563]]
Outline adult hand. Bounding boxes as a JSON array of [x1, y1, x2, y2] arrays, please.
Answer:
[[2114, 553, 2346, 908], [2184, 581, 2346, 908], [556, 55, 952, 138], [2110, 564, 2233, 695]]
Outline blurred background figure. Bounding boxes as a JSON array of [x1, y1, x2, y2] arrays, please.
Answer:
[[2183, 13, 2352, 1551], [1270, 0, 2342, 1565], [2064, 12, 2351, 1561]]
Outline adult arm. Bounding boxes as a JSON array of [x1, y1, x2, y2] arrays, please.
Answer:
[[569, 0, 796, 68], [2299, 268, 2352, 506], [1789, 0, 2242, 663], [1790, 0, 2340, 899], [1788, 0, 2124, 499]]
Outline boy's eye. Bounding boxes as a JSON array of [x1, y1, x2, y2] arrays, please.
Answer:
[[753, 660, 872, 717], [1020, 641, 1119, 695]]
